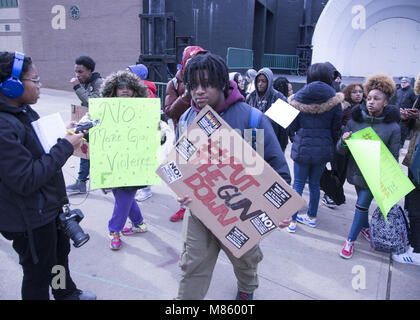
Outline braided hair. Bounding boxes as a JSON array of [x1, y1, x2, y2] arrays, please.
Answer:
[[183, 53, 229, 97], [0, 51, 32, 83]]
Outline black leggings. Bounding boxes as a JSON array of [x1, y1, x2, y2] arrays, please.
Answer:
[[1, 219, 78, 300]]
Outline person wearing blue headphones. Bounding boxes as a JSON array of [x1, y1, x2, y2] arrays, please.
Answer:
[[0, 51, 96, 300]]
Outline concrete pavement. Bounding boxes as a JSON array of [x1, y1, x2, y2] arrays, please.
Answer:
[[0, 88, 419, 300]]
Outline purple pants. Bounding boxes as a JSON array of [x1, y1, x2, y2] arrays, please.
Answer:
[[108, 188, 143, 233]]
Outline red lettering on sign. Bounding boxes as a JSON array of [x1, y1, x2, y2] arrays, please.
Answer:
[[183, 173, 237, 227], [218, 156, 260, 191], [197, 163, 227, 187]]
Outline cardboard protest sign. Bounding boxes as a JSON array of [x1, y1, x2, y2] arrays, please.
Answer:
[[264, 98, 300, 129], [88, 98, 161, 189], [70, 105, 90, 159], [346, 126, 415, 220], [156, 105, 305, 258]]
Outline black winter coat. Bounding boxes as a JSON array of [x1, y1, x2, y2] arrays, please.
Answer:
[[336, 103, 401, 189], [0, 98, 74, 232]]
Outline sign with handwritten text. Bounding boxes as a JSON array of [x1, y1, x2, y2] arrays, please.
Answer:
[[88, 98, 161, 189], [346, 127, 415, 220]]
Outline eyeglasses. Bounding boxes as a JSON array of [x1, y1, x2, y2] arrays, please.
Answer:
[[21, 76, 41, 85]]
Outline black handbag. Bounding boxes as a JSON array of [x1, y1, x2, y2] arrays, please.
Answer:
[[320, 168, 345, 205]]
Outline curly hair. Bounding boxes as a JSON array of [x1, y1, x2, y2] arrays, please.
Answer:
[[0, 51, 32, 83], [101, 70, 148, 98], [414, 73, 420, 95], [341, 82, 365, 104], [363, 74, 396, 100]]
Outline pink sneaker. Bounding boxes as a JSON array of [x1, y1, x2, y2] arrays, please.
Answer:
[[170, 207, 186, 222], [109, 232, 122, 250], [360, 227, 371, 242], [340, 240, 354, 259], [122, 221, 147, 235]]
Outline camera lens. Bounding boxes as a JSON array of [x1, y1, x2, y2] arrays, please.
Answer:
[[63, 219, 90, 248]]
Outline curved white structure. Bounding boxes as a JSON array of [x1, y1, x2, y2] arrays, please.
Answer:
[[311, 0, 420, 77]]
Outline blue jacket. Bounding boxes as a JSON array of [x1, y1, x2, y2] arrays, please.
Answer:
[[287, 81, 343, 165], [177, 81, 291, 184], [0, 98, 74, 232]]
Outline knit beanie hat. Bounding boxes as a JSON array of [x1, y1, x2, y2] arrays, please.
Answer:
[[128, 64, 148, 80]]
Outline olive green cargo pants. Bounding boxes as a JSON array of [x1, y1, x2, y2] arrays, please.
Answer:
[[176, 209, 263, 300]]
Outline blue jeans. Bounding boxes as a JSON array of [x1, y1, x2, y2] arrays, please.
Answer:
[[292, 161, 325, 220], [348, 186, 373, 241], [78, 158, 90, 182]]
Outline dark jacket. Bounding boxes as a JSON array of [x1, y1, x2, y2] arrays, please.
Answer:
[[177, 80, 291, 184], [245, 68, 289, 151], [73, 72, 103, 107], [395, 86, 417, 109], [0, 98, 74, 232], [287, 81, 343, 164], [337, 103, 401, 189]]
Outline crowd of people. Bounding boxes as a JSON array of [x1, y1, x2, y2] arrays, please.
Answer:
[[0, 47, 419, 300]]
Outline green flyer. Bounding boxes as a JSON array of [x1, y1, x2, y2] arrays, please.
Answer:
[[346, 126, 415, 220], [88, 98, 161, 189]]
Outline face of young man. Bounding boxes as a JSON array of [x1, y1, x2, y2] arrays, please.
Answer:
[[190, 70, 225, 109], [74, 64, 92, 84], [256, 74, 268, 95]]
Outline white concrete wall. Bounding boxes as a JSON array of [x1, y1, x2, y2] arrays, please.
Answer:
[[311, 0, 420, 78]]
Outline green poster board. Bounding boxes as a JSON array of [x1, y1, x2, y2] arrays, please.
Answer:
[[346, 127, 415, 220], [88, 98, 161, 189]]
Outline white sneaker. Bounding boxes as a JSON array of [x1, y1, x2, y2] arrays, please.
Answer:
[[287, 221, 297, 233], [296, 213, 317, 228], [392, 248, 420, 266], [135, 188, 152, 201]]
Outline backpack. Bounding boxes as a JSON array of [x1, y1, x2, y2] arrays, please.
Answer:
[[320, 167, 345, 205], [370, 204, 410, 254]]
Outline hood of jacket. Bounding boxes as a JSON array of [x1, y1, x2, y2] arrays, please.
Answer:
[[288, 81, 344, 114], [0, 96, 26, 115], [101, 71, 148, 98], [191, 80, 245, 114], [89, 72, 101, 84], [254, 68, 276, 100], [181, 46, 208, 75], [352, 103, 400, 124]]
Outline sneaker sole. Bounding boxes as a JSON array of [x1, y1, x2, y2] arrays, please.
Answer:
[[339, 252, 352, 259], [296, 218, 316, 228], [135, 194, 152, 202]]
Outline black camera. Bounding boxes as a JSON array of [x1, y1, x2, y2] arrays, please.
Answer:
[[58, 205, 90, 248], [74, 118, 100, 133]]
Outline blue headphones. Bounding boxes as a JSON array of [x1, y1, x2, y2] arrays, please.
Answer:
[[0, 51, 25, 99]]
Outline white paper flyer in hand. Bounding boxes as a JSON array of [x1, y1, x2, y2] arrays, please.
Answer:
[[264, 98, 300, 129], [31, 112, 67, 153]]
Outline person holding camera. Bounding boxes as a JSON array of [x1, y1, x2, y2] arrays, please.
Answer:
[[0, 51, 96, 300]]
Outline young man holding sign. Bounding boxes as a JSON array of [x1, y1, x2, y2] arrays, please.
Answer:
[[175, 53, 292, 300], [337, 74, 401, 259]]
